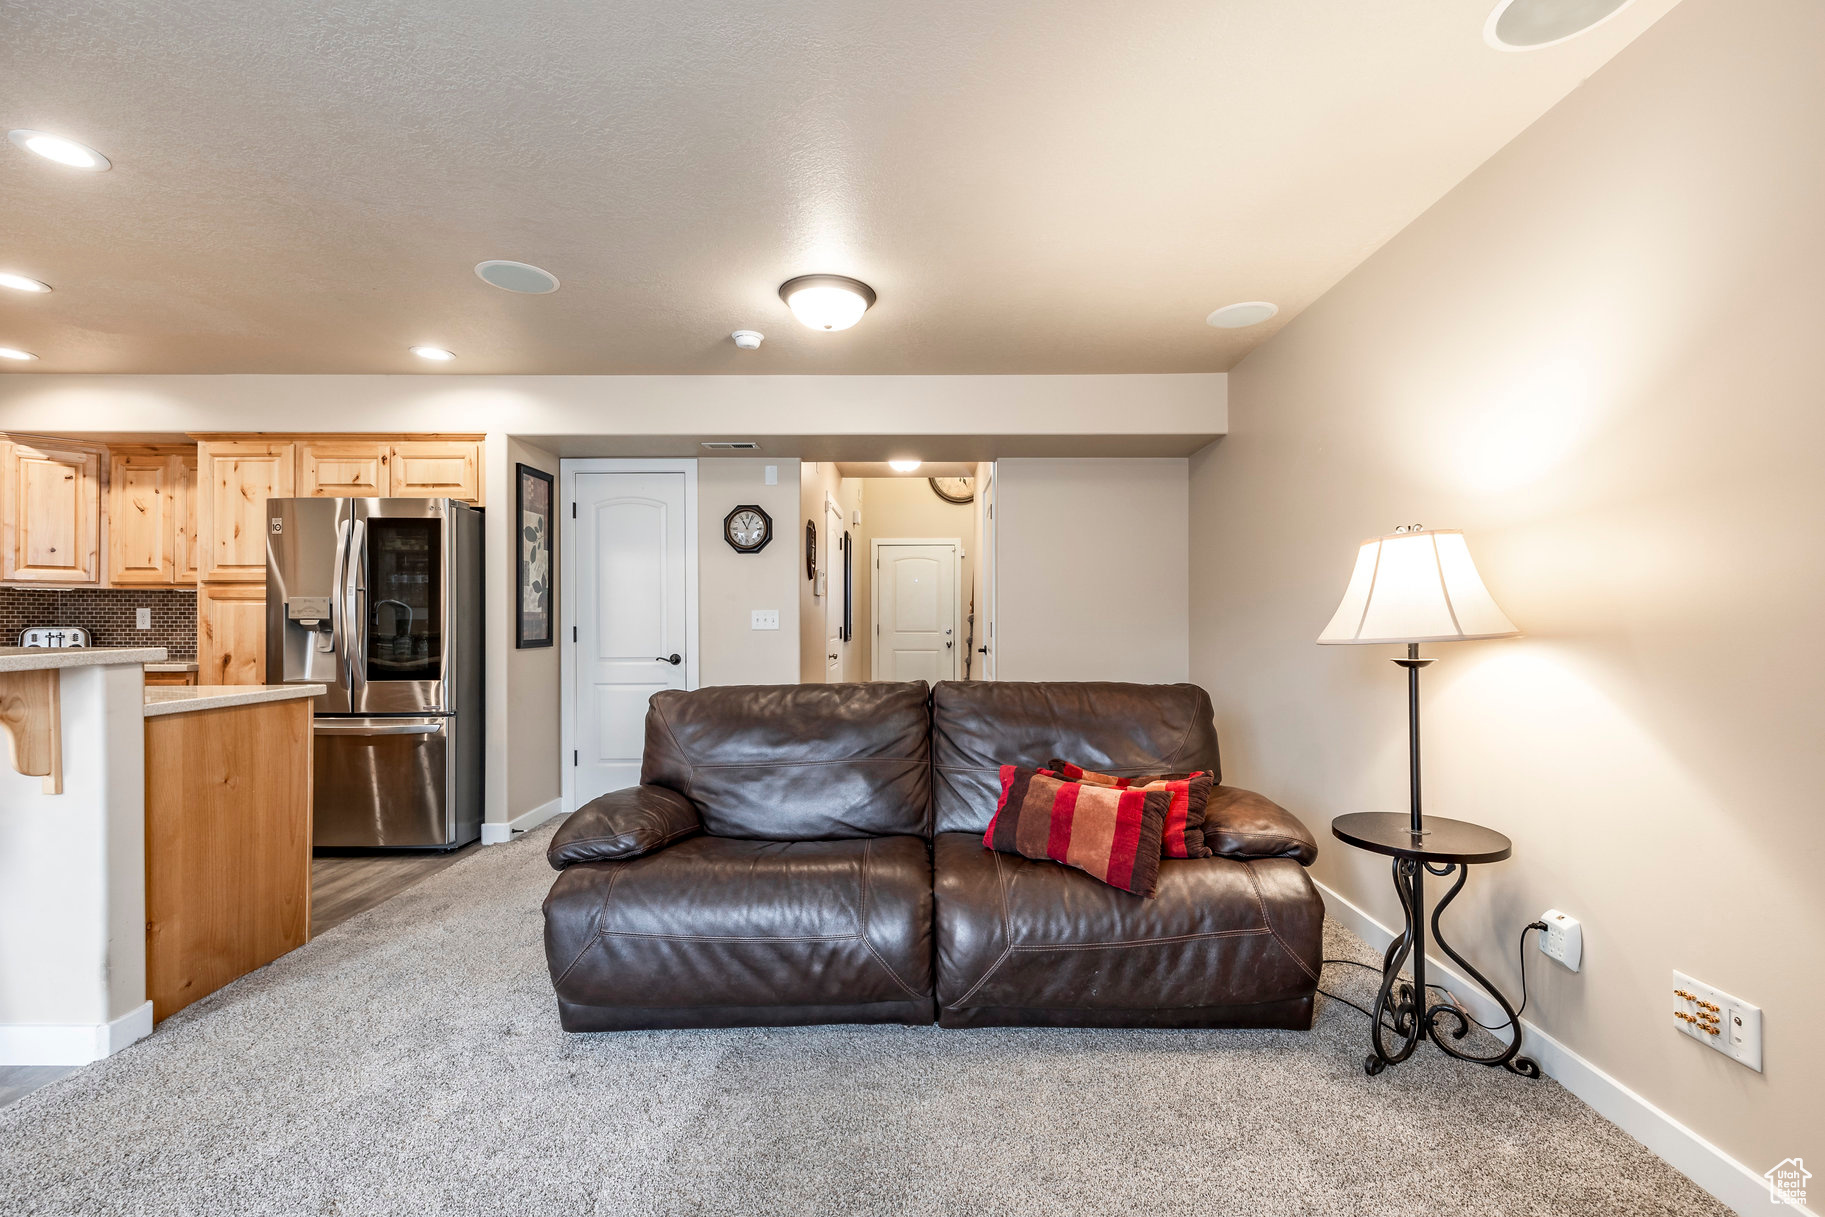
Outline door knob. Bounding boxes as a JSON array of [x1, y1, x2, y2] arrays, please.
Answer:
[[656, 653, 682, 665], [977, 646, 989, 654], [828, 653, 838, 661]]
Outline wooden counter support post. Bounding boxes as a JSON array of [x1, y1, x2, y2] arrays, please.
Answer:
[[0, 668, 61, 794]]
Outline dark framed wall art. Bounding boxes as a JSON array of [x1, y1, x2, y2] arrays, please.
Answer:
[[516, 464, 555, 648]]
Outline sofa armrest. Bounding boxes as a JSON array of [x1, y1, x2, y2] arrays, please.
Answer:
[[1203, 786, 1318, 866], [548, 785, 702, 870]]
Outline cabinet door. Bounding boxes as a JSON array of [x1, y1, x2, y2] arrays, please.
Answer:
[[389, 441, 481, 503], [108, 451, 177, 585], [198, 583, 267, 684], [173, 452, 200, 584], [298, 440, 389, 498], [2, 440, 102, 584], [198, 441, 294, 583]]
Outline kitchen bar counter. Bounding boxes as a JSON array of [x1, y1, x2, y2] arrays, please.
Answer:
[[145, 661, 199, 673], [0, 645, 166, 672], [144, 683, 324, 717]]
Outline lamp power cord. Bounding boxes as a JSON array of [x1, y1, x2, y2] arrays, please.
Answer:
[[1318, 920, 1548, 1033]]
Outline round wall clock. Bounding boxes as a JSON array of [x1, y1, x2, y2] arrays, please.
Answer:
[[805, 519, 817, 578], [725, 504, 773, 554], [929, 476, 974, 505]]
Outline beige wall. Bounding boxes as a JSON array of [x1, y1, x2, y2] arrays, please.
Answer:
[[501, 438, 561, 821], [696, 458, 801, 687], [1188, 0, 1823, 1180], [852, 475, 979, 679], [798, 461, 865, 683], [996, 458, 1189, 683]]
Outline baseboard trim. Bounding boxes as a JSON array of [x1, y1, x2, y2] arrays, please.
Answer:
[[1315, 880, 1810, 1217], [480, 797, 564, 845], [0, 1000, 153, 1067]]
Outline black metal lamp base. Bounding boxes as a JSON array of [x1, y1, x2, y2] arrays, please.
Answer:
[[1365, 854, 1538, 1078]]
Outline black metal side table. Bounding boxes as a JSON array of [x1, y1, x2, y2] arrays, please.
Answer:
[[1331, 811, 1539, 1079]]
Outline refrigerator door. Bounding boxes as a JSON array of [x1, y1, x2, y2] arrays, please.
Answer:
[[349, 499, 477, 716], [267, 498, 355, 714], [312, 716, 457, 847]]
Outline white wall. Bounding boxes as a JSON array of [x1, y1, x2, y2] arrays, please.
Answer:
[[1187, 0, 1822, 1185], [994, 458, 1189, 683], [493, 438, 561, 825], [696, 458, 801, 687]]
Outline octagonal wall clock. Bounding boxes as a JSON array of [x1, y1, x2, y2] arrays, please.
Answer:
[[724, 504, 773, 554]]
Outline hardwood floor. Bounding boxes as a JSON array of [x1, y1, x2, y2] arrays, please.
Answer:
[[1, 841, 486, 1110], [310, 842, 483, 938]]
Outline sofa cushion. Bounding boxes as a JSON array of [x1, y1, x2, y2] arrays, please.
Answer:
[[1050, 761, 1214, 859], [931, 681, 1220, 836], [544, 835, 933, 1013], [641, 682, 931, 839], [985, 766, 1171, 896], [932, 833, 1321, 1020]]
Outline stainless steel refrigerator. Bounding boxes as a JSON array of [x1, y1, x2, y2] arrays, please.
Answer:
[[266, 498, 484, 850]]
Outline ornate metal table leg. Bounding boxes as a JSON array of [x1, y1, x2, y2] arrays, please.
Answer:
[[1420, 863, 1540, 1078], [1365, 857, 1424, 1075]]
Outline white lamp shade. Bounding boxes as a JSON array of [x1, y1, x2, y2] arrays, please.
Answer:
[[1318, 529, 1518, 644]]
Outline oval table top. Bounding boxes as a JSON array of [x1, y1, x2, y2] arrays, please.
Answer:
[[1331, 812, 1513, 865]]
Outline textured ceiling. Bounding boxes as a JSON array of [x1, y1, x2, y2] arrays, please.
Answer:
[[0, 0, 1678, 374]]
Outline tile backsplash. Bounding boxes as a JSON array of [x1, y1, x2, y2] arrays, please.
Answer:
[[0, 587, 198, 659]]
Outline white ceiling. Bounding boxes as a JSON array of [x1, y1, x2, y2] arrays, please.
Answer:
[[0, 0, 1679, 375]]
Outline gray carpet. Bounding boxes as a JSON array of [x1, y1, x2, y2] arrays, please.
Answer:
[[0, 822, 1726, 1217]]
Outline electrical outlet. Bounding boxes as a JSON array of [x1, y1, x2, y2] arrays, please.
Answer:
[[750, 609, 779, 631], [1538, 909, 1582, 971], [1672, 970, 1762, 1071], [135, 607, 152, 630]]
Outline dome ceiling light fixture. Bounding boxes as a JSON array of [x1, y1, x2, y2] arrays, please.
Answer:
[[0, 347, 40, 361], [410, 345, 456, 362], [0, 272, 52, 293], [474, 260, 560, 294], [1484, 0, 1639, 51], [779, 274, 876, 332], [1205, 301, 1280, 329], [888, 459, 922, 473], [7, 129, 111, 171]]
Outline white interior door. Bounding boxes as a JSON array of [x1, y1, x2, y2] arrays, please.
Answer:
[[574, 470, 690, 803], [825, 499, 845, 681], [873, 540, 958, 683]]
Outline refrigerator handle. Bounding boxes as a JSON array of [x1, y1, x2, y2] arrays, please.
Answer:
[[342, 517, 366, 697]]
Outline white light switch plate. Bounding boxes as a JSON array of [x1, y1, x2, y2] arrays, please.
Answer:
[[135, 607, 152, 629], [1672, 970, 1762, 1071], [750, 609, 779, 631], [764, 465, 777, 485]]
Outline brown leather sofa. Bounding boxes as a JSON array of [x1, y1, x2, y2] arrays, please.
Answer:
[[542, 681, 1322, 1033]]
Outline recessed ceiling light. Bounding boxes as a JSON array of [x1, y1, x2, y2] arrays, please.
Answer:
[[0, 347, 39, 361], [474, 260, 560, 294], [7, 129, 111, 171], [410, 346, 456, 362], [779, 275, 876, 332], [1484, 0, 1638, 50], [1205, 301, 1279, 329], [0, 272, 51, 293], [888, 459, 922, 473], [731, 330, 764, 350]]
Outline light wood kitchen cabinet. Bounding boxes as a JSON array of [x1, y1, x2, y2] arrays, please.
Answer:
[[297, 439, 388, 498], [173, 451, 200, 584], [198, 582, 268, 684], [107, 447, 199, 586], [388, 440, 481, 502], [197, 440, 294, 583], [1, 438, 103, 584]]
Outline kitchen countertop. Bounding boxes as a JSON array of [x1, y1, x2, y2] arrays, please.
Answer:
[[0, 646, 168, 673], [144, 684, 326, 718], [145, 661, 200, 673]]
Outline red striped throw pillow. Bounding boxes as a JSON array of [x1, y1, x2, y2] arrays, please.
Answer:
[[1049, 760, 1214, 860], [985, 765, 1171, 897]]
